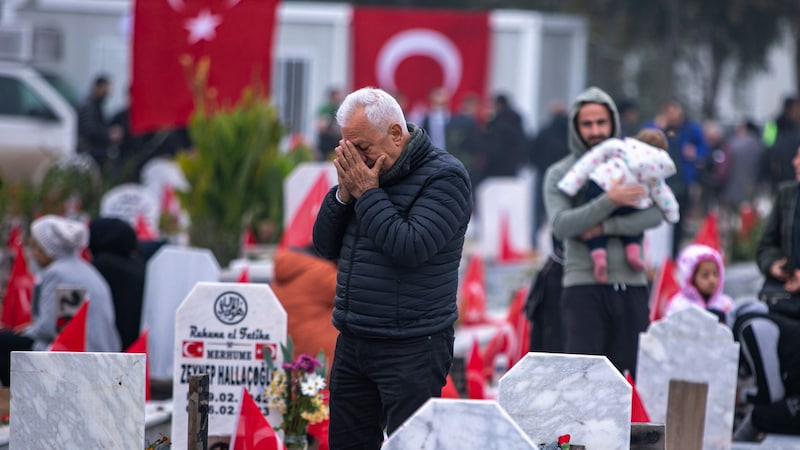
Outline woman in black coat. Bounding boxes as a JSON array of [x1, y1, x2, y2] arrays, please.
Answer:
[[89, 217, 146, 350]]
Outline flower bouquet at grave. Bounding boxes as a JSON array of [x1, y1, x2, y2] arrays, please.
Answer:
[[263, 337, 329, 449]]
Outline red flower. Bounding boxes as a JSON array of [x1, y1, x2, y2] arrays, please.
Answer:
[[558, 434, 571, 445]]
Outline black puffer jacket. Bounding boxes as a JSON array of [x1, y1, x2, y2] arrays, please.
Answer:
[[313, 125, 472, 339]]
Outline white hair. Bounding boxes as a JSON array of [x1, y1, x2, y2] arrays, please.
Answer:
[[336, 87, 407, 132]]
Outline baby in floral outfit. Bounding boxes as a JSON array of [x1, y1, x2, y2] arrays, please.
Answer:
[[557, 129, 679, 282]]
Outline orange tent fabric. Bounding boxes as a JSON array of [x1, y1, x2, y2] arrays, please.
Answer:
[[270, 248, 338, 372]]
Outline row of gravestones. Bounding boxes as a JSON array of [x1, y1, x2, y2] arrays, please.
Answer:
[[0, 244, 775, 448], [385, 306, 741, 450], [8, 242, 283, 448]]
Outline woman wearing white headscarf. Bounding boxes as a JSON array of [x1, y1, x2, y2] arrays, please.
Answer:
[[0, 215, 121, 386]]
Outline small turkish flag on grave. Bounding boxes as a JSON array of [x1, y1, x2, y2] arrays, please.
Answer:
[[50, 301, 88, 352], [498, 212, 524, 263], [649, 258, 680, 322], [238, 266, 250, 283], [1, 242, 34, 329], [230, 387, 283, 450], [466, 338, 486, 400], [626, 371, 651, 423], [135, 213, 159, 242], [459, 255, 490, 326], [693, 212, 721, 253], [441, 374, 461, 399]]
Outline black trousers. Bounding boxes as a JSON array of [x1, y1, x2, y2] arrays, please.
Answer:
[[0, 331, 34, 386], [561, 284, 649, 378], [328, 329, 454, 450], [733, 311, 800, 434], [527, 257, 564, 353]]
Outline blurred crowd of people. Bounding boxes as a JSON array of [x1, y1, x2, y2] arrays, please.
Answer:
[[315, 86, 529, 193], [315, 86, 800, 262]]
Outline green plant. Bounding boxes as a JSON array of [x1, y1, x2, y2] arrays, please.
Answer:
[[731, 216, 765, 263], [176, 57, 311, 266], [0, 157, 103, 229]]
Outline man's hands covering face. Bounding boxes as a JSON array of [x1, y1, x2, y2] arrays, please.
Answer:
[[333, 139, 386, 200]]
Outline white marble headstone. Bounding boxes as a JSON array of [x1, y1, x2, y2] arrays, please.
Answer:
[[170, 282, 287, 450], [10, 352, 145, 448], [140, 157, 190, 195], [476, 176, 533, 259], [498, 352, 631, 450], [636, 305, 739, 450], [99, 182, 160, 233], [383, 399, 537, 449], [283, 162, 336, 228], [141, 245, 220, 380]]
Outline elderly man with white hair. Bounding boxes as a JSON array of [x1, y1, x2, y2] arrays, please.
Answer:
[[313, 87, 472, 449]]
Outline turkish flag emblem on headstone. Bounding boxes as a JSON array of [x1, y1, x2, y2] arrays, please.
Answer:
[[182, 340, 205, 358], [352, 7, 489, 118], [132, 0, 279, 133], [254, 342, 277, 361]]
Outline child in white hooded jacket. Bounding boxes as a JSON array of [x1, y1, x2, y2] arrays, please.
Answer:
[[665, 243, 734, 320]]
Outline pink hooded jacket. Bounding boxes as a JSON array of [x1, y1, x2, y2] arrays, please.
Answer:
[[665, 243, 734, 316]]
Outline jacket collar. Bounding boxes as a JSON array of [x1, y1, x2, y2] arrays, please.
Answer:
[[379, 124, 432, 185]]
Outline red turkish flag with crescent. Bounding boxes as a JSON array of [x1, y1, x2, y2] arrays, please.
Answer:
[[352, 7, 489, 118], [132, 0, 279, 133], [182, 340, 205, 358]]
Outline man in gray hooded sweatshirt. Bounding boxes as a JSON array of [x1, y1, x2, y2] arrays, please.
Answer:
[[543, 87, 666, 376]]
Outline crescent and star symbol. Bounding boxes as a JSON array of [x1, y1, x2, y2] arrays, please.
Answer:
[[166, 0, 244, 45], [182, 340, 204, 357], [185, 9, 223, 44], [376, 28, 463, 97]]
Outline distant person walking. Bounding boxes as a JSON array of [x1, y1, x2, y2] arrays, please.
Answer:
[[763, 96, 800, 193], [316, 87, 343, 161], [529, 100, 569, 236], [483, 94, 527, 178], [646, 99, 709, 257], [78, 74, 121, 169], [420, 86, 451, 150], [445, 93, 485, 187]]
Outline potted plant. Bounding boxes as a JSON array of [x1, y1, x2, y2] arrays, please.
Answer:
[[175, 56, 312, 266]]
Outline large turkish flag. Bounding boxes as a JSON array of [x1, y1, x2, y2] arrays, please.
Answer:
[[352, 7, 489, 119], [131, 0, 279, 133]]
